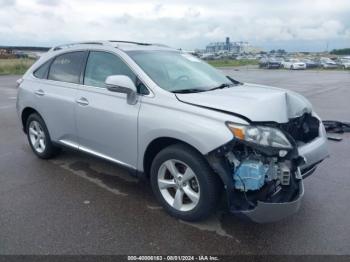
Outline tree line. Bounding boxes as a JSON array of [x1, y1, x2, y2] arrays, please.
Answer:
[[330, 48, 350, 55]]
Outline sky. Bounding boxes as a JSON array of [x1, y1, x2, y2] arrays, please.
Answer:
[[0, 0, 350, 51]]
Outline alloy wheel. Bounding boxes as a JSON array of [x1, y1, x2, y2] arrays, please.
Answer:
[[28, 120, 46, 153], [157, 159, 200, 212]]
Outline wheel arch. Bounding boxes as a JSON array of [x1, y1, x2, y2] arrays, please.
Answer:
[[21, 107, 41, 133], [142, 137, 204, 178]]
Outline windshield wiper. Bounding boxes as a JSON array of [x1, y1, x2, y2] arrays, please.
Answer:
[[208, 83, 234, 91], [171, 88, 206, 94]]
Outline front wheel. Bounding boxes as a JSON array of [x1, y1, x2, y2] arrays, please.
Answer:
[[150, 144, 221, 221]]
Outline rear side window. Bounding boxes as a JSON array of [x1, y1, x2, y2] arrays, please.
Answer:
[[33, 59, 52, 79], [48, 52, 85, 84], [84, 51, 136, 88]]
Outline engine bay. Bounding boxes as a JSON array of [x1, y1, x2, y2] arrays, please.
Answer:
[[205, 113, 325, 215], [224, 142, 302, 211]]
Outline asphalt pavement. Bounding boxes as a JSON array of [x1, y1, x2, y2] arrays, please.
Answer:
[[0, 69, 350, 255]]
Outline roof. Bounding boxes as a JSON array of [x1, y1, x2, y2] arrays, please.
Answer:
[[50, 40, 175, 52]]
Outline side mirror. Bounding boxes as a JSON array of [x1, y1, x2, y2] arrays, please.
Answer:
[[105, 75, 137, 104]]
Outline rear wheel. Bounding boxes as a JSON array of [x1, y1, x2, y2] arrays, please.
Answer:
[[150, 144, 221, 221], [26, 113, 60, 159]]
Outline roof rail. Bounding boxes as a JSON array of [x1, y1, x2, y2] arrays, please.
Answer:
[[108, 40, 152, 46], [50, 41, 107, 51], [49, 40, 171, 52], [109, 40, 170, 48]]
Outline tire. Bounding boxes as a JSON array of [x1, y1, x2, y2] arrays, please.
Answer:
[[290, 65, 294, 70], [150, 144, 221, 221], [26, 113, 60, 159]]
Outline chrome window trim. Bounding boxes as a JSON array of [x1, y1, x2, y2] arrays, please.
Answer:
[[31, 48, 155, 98]]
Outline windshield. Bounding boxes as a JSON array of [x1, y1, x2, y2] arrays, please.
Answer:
[[127, 51, 232, 92]]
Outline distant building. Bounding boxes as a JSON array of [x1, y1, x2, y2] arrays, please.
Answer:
[[205, 37, 252, 54]]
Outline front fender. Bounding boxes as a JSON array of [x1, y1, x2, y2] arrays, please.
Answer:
[[137, 96, 247, 171]]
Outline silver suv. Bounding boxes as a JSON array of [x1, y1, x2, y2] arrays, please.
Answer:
[[17, 41, 329, 223]]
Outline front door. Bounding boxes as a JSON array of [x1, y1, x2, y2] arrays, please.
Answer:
[[75, 51, 140, 169]]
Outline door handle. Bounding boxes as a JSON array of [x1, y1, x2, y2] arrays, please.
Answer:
[[76, 97, 89, 106], [34, 89, 45, 96]]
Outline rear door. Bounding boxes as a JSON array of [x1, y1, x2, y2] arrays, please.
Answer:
[[75, 51, 141, 169], [32, 51, 86, 146]]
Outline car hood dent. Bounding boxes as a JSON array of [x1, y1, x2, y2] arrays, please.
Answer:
[[176, 83, 312, 123]]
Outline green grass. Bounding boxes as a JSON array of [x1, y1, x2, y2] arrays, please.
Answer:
[[0, 59, 35, 75], [207, 59, 259, 67]]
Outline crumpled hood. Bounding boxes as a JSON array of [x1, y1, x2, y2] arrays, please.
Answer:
[[176, 83, 312, 123]]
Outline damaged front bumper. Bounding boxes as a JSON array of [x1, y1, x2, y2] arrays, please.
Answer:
[[233, 177, 304, 223], [206, 116, 329, 223], [208, 150, 308, 223], [298, 121, 329, 174]]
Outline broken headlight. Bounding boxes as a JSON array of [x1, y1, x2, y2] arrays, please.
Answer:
[[227, 122, 292, 149]]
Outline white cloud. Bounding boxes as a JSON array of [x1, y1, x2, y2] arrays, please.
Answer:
[[36, 0, 60, 6], [0, 0, 349, 51], [0, 0, 15, 5]]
